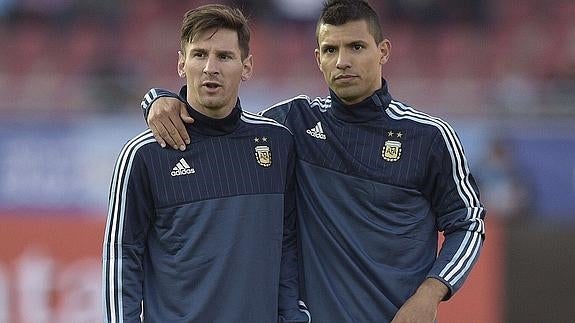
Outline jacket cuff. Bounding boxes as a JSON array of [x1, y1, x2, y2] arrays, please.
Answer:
[[278, 300, 311, 323], [140, 88, 180, 123]]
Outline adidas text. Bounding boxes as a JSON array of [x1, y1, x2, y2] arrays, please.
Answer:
[[306, 129, 326, 139], [171, 168, 195, 177]]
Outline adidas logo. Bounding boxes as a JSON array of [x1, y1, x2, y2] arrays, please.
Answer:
[[306, 121, 326, 140], [171, 158, 195, 177]]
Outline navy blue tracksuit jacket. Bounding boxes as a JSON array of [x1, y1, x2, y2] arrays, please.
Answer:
[[103, 100, 307, 322]]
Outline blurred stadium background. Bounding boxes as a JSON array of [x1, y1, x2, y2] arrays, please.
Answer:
[[1, 0, 574, 322]]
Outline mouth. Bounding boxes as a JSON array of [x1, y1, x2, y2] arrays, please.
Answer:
[[202, 81, 222, 89], [334, 74, 357, 81]]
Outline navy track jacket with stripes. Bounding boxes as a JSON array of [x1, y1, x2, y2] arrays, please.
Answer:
[[142, 80, 486, 322], [104, 97, 310, 323]]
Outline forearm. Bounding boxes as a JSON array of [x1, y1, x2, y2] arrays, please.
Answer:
[[102, 249, 144, 322], [428, 220, 484, 298], [391, 278, 448, 323], [278, 203, 301, 310], [277, 209, 310, 323], [415, 278, 449, 304]]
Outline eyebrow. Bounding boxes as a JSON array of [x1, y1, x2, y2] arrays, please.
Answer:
[[189, 48, 237, 57], [320, 40, 368, 49], [216, 50, 237, 57], [190, 48, 207, 54]]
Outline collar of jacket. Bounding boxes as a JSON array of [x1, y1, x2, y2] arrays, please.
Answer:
[[329, 79, 392, 123], [179, 86, 241, 136]]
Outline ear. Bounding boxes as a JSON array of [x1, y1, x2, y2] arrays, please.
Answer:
[[241, 54, 254, 81], [378, 39, 391, 66], [314, 48, 322, 72], [177, 50, 186, 78]]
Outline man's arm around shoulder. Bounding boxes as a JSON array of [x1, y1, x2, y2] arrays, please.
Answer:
[[141, 87, 194, 150]]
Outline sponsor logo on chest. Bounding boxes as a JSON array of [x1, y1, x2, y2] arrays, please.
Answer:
[[306, 121, 327, 140], [171, 158, 195, 176]]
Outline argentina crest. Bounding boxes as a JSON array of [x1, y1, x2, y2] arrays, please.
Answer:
[[253, 137, 272, 167], [382, 130, 403, 162]]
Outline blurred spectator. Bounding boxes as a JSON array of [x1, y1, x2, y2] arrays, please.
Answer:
[[7, 0, 79, 28], [477, 137, 532, 221], [384, 0, 490, 26], [0, 0, 15, 17], [272, 0, 323, 22]]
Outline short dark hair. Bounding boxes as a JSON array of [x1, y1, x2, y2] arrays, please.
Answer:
[[181, 4, 250, 60], [316, 0, 383, 44]]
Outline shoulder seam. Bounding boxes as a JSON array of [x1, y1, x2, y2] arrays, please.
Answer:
[[260, 94, 332, 114], [260, 95, 311, 115], [241, 111, 293, 134]]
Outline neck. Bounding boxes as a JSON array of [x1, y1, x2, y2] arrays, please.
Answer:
[[339, 81, 382, 106], [190, 103, 235, 119], [339, 89, 378, 106]]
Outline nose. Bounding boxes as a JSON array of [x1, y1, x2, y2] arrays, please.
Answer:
[[203, 55, 219, 75], [336, 50, 351, 70]]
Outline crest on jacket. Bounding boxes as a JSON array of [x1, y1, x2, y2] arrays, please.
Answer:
[[382, 130, 403, 162], [382, 140, 402, 161], [253, 137, 272, 167]]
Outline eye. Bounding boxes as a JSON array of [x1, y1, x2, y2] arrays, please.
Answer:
[[193, 52, 205, 58], [219, 54, 231, 60], [323, 47, 336, 54], [353, 44, 364, 51]]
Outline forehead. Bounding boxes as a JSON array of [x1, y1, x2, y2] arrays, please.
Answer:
[[185, 28, 241, 52], [317, 20, 376, 45]]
